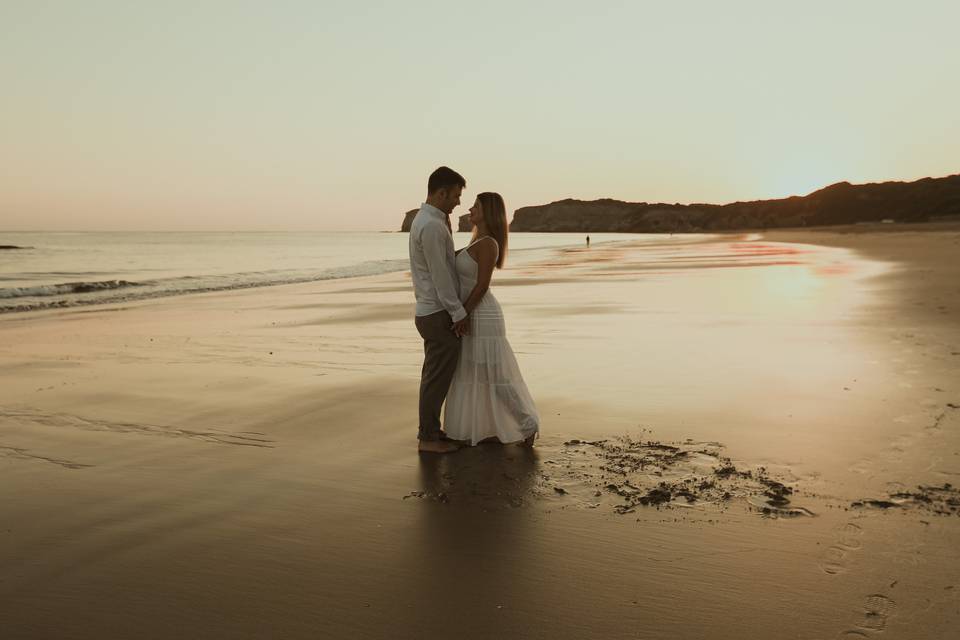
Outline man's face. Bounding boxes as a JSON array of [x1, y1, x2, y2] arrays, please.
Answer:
[[438, 186, 463, 214]]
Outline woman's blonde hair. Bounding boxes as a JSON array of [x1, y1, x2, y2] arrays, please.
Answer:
[[472, 192, 508, 269]]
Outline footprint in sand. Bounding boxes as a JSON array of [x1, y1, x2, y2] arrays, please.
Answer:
[[820, 522, 864, 576], [859, 594, 897, 631], [837, 594, 897, 636]]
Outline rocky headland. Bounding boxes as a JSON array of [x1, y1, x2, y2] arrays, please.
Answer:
[[509, 174, 960, 233]]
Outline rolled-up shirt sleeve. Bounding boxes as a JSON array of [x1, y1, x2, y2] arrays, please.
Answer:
[[421, 222, 467, 322]]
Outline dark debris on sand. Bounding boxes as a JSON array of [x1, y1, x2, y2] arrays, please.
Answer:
[[403, 490, 449, 504], [852, 483, 960, 516], [556, 436, 812, 518]]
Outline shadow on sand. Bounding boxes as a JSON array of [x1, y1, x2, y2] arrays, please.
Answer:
[[411, 443, 543, 510]]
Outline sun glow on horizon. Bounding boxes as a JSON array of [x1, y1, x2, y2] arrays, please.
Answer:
[[1, 1, 958, 231]]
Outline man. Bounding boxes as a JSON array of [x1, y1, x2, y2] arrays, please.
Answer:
[[409, 166, 470, 453]]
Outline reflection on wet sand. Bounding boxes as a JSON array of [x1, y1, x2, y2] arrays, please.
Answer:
[[414, 442, 541, 510], [391, 446, 544, 635]]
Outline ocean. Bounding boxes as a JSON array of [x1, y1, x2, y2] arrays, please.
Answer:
[[0, 231, 648, 313]]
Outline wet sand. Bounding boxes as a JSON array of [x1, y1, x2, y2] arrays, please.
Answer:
[[1, 224, 958, 639]]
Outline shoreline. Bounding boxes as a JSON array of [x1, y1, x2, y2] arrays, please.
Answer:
[[0, 232, 650, 316]]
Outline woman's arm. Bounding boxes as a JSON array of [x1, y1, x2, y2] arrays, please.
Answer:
[[462, 239, 497, 315]]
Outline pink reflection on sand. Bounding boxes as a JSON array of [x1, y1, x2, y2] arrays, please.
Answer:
[[814, 263, 854, 276], [728, 242, 809, 257]]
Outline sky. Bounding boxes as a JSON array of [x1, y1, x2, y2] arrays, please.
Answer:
[[2, 1, 958, 231]]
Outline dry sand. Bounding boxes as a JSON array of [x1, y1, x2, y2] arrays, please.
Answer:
[[1, 224, 958, 639]]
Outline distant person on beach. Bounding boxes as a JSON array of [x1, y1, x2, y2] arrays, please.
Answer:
[[586, 235, 590, 247], [442, 192, 540, 447], [408, 167, 469, 453]]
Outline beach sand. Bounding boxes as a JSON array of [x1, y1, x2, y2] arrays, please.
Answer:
[[1, 224, 958, 639]]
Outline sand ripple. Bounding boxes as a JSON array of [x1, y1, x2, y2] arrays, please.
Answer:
[[0, 406, 275, 448]]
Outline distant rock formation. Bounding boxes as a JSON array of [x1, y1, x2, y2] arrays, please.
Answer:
[[400, 209, 418, 232], [509, 174, 960, 233], [399, 209, 472, 232]]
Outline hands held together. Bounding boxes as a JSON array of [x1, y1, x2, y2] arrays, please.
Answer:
[[452, 316, 470, 338]]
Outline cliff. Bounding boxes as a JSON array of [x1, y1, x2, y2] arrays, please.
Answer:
[[509, 174, 960, 232], [400, 209, 472, 232], [400, 209, 418, 232]]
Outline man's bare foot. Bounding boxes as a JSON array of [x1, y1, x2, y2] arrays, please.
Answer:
[[418, 439, 460, 454]]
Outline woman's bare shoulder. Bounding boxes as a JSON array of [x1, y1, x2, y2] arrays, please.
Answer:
[[469, 236, 498, 261]]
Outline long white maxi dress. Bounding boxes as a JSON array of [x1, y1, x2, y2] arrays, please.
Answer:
[[443, 237, 540, 445]]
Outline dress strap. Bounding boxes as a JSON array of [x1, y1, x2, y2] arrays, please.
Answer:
[[467, 235, 498, 250]]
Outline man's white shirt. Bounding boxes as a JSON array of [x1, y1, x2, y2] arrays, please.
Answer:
[[408, 203, 467, 322]]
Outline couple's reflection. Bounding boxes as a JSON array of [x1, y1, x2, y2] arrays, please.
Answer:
[[401, 443, 542, 627], [416, 442, 541, 510]]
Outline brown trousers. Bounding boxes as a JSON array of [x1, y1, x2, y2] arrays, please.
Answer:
[[414, 310, 461, 441]]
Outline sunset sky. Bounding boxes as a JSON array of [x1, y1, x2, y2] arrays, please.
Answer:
[[2, 1, 957, 231]]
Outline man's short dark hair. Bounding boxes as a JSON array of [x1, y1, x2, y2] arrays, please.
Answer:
[[428, 166, 466, 194]]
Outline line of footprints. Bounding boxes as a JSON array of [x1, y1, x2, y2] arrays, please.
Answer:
[[820, 521, 898, 637]]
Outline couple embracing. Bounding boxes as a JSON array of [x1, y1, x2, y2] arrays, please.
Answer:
[[409, 166, 540, 454]]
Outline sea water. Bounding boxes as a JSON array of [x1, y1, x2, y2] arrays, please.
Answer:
[[0, 231, 649, 313]]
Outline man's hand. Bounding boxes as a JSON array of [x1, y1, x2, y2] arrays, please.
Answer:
[[452, 316, 470, 337]]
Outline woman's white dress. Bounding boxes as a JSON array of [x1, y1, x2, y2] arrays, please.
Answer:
[[443, 237, 540, 445]]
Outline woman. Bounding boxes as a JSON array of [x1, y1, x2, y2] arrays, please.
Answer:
[[443, 192, 540, 446]]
